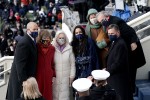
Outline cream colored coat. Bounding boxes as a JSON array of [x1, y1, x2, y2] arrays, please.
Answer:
[[52, 31, 75, 100]]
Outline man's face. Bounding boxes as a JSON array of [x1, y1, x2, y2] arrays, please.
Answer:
[[107, 28, 119, 37], [97, 14, 106, 23], [28, 24, 38, 33]]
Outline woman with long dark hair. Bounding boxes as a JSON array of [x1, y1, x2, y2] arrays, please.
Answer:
[[71, 25, 100, 79]]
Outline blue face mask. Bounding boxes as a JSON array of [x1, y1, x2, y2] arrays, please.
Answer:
[[30, 32, 38, 38], [75, 34, 84, 40], [108, 35, 118, 41]]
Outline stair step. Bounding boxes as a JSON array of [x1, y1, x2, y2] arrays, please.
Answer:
[[138, 87, 150, 100], [136, 80, 150, 85], [135, 80, 150, 96], [133, 96, 138, 100]]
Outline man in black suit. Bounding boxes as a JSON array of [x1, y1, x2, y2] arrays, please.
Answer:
[[106, 24, 133, 100], [96, 11, 146, 94], [6, 22, 38, 100]]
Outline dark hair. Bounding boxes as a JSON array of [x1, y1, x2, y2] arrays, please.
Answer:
[[71, 25, 88, 56], [107, 24, 120, 31]]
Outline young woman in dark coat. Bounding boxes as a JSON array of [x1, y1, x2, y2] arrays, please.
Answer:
[[71, 25, 100, 79], [97, 11, 146, 93]]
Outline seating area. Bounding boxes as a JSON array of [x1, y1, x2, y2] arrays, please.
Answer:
[[134, 72, 150, 100]]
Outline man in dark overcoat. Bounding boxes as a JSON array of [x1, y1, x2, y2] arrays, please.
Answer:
[[106, 24, 133, 100], [97, 11, 146, 93], [6, 22, 38, 100]]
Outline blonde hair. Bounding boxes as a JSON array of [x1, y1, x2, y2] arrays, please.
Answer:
[[22, 77, 42, 100]]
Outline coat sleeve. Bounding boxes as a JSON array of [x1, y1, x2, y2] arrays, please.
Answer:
[[52, 48, 56, 77], [90, 39, 100, 69], [15, 42, 29, 82], [118, 20, 138, 44], [107, 42, 128, 75], [69, 48, 76, 78]]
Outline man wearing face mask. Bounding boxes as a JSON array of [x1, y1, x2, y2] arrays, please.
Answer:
[[6, 22, 38, 100], [106, 24, 133, 100], [97, 11, 146, 94], [85, 8, 110, 68]]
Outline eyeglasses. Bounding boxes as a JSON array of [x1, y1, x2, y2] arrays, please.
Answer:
[[41, 39, 50, 44]]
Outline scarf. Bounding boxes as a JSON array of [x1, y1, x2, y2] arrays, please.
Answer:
[[86, 22, 101, 38], [57, 45, 66, 52]]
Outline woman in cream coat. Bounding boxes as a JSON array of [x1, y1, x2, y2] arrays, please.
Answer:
[[52, 30, 76, 100]]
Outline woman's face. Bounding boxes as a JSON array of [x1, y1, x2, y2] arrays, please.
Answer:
[[89, 14, 96, 20], [89, 14, 98, 25], [57, 33, 66, 45], [75, 28, 83, 35], [41, 36, 51, 47], [57, 33, 65, 40]]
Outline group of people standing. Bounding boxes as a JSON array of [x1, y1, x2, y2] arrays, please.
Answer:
[[6, 8, 146, 100]]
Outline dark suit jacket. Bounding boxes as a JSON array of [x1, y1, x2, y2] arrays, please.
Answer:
[[6, 34, 38, 100], [106, 38, 132, 100]]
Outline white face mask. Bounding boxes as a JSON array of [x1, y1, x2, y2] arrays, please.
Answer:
[[90, 18, 98, 25], [57, 38, 65, 45]]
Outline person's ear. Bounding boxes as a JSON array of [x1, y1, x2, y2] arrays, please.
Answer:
[[117, 31, 120, 37]]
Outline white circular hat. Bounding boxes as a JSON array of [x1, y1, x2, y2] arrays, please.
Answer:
[[72, 78, 92, 92], [91, 70, 110, 80]]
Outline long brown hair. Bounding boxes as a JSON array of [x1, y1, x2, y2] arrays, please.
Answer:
[[71, 25, 88, 57]]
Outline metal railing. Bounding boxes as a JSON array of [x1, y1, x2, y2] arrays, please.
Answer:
[[127, 11, 150, 27], [126, 11, 150, 79], [0, 68, 11, 76], [0, 56, 14, 87]]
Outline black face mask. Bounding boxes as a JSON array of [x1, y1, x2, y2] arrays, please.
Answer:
[[101, 19, 109, 27], [41, 39, 50, 44]]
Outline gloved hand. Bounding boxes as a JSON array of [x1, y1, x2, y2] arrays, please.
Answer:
[[131, 42, 137, 51]]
